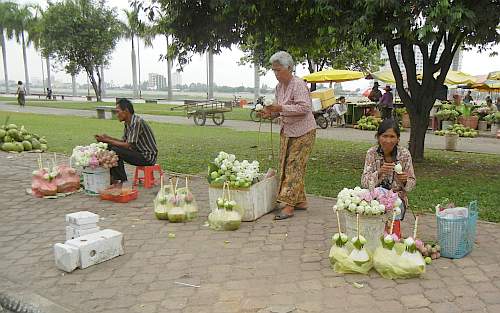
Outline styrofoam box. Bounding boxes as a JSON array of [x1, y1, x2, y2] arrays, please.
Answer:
[[312, 98, 322, 112], [65, 211, 99, 225], [66, 226, 100, 241], [65, 229, 124, 269], [67, 223, 98, 230], [209, 175, 278, 221]]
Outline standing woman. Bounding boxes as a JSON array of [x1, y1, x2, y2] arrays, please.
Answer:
[[262, 51, 317, 220], [361, 118, 416, 237], [16, 81, 26, 107]]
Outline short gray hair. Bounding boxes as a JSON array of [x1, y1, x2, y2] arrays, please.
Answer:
[[270, 51, 294, 71]]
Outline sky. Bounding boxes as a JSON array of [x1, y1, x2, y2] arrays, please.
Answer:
[[1, 0, 499, 92]]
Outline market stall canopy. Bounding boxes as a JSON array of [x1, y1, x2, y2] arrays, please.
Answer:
[[416, 70, 478, 85], [487, 71, 500, 80], [302, 69, 365, 83], [365, 70, 396, 83], [472, 79, 500, 91]]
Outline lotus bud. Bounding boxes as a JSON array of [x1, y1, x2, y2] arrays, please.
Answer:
[[394, 163, 403, 174]]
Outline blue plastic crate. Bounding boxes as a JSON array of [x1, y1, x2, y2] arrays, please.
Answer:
[[437, 201, 478, 259]]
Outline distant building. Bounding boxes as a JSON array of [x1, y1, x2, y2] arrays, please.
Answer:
[[172, 72, 182, 87], [148, 73, 167, 90]]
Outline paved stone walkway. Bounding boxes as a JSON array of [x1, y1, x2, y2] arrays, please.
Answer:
[[1, 103, 499, 155], [1, 151, 500, 313]]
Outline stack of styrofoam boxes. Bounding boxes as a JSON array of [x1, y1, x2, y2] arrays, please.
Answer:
[[54, 211, 124, 273], [66, 211, 100, 240]]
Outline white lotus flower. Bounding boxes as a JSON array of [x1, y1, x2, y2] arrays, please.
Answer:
[[370, 200, 379, 207], [384, 234, 394, 244], [394, 163, 403, 174], [352, 196, 361, 205], [348, 203, 357, 212]]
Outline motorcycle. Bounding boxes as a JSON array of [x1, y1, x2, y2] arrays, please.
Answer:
[[313, 106, 335, 129]]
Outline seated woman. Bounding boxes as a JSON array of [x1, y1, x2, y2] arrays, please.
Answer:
[[361, 118, 416, 238]]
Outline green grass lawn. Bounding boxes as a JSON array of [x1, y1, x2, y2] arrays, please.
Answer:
[[0, 97, 254, 121], [2, 111, 499, 222]]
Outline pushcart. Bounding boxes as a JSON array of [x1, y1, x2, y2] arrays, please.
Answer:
[[171, 100, 232, 126]]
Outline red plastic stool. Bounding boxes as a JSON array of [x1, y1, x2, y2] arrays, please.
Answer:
[[133, 164, 163, 188]]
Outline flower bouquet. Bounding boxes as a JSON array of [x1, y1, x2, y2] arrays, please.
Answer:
[[31, 154, 80, 197], [334, 186, 402, 252], [207, 151, 260, 189], [333, 186, 402, 216], [70, 142, 118, 169]]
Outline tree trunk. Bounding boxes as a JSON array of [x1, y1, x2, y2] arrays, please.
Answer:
[[21, 31, 30, 94], [46, 57, 51, 91], [253, 59, 260, 101], [137, 38, 142, 98], [71, 74, 77, 97], [86, 67, 101, 102], [166, 35, 173, 100], [100, 65, 105, 97], [0, 28, 8, 94], [408, 106, 431, 162], [131, 36, 138, 98], [207, 49, 214, 99]]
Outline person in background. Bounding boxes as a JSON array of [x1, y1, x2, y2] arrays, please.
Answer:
[[361, 118, 416, 238], [95, 98, 158, 186], [333, 96, 348, 127], [46, 88, 53, 100], [496, 97, 500, 111], [463, 90, 473, 105], [16, 81, 26, 107], [261, 51, 316, 220], [368, 82, 382, 102], [486, 97, 498, 113], [379, 85, 394, 120]]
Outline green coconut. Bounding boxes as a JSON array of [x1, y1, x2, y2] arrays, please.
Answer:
[[30, 138, 41, 150], [40, 143, 48, 151], [6, 124, 18, 130], [39, 137, 48, 144], [1, 142, 16, 151], [0, 129, 5, 139], [14, 142, 24, 152], [22, 140, 32, 151]]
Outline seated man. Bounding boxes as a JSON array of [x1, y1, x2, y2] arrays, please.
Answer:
[[332, 96, 348, 127], [95, 98, 158, 185]]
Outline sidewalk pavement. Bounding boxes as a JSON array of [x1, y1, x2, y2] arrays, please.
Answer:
[[1, 103, 498, 155], [1, 151, 500, 313]]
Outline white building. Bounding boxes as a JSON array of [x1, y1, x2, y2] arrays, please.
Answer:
[[172, 72, 182, 87], [148, 73, 167, 90]]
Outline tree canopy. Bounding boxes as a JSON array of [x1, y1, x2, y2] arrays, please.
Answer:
[[38, 0, 122, 101], [337, 0, 500, 160]]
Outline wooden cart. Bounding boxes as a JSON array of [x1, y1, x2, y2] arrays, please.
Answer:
[[171, 100, 232, 126]]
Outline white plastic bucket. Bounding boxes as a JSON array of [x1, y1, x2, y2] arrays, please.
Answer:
[[82, 167, 110, 195], [343, 211, 387, 253]]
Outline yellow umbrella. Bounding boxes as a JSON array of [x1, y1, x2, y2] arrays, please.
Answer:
[[472, 79, 500, 91], [302, 69, 364, 83], [416, 70, 478, 85], [487, 71, 500, 80], [365, 70, 395, 83]]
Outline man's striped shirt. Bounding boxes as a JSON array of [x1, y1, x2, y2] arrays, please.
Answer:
[[123, 114, 158, 164]]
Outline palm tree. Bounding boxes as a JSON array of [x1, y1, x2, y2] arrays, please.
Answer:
[[0, 1, 16, 94], [122, 8, 141, 98], [7, 4, 35, 94]]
